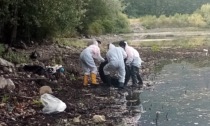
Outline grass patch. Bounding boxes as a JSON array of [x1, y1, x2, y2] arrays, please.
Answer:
[[55, 38, 87, 48], [130, 37, 210, 49], [0, 44, 5, 56], [139, 4, 210, 29], [3, 51, 28, 64]]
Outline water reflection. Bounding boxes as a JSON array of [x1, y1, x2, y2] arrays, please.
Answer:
[[122, 90, 143, 126], [140, 61, 210, 126]]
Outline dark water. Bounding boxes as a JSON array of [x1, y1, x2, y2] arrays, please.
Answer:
[[139, 61, 210, 126]]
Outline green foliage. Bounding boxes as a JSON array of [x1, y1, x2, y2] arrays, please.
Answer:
[[113, 13, 130, 33], [124, 0, 210, 17], [0, 0, 87, 44], [82, 0, 129, 35], [196, 4, 210, 25], [139, 4, 210, 29], [88, 20, 105, 35], [139, 15, 157, 29], [188, 13, 206, 27], [56, 38, 87, 48], [0, 0, 129, 44], [151, 44, 161, 52], [3, 51, 28, 64], [32, 99, 42, 107], [139, 37, 208, 49], [1, 94, 9, 103], [0, 44, 5, 56]]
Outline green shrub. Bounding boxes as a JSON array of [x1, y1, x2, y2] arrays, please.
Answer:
[[55, 38, 87, 48], [139, 15, 157, 29], [188, 13, 206, 27], [102, 19, 115, 33], [0, 44, 5, 56], [3, 51, 28, 64], [113, 13, 130, 33], [139, 7, 210, 29], [196, 4, 210, 25], [87, 20, 105, 35], [151, 44, 161, 52]]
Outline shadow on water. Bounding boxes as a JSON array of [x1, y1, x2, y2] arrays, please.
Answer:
[[139, 59, 210, 126], [121, 89, 144, 126]]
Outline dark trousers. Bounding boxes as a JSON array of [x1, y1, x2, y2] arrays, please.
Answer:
[[130, 66, 143, 85]]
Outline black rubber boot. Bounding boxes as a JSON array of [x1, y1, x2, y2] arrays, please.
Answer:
[[118, 82, 125, 90], [105, 75, 111, 87], [131, 66, 138, 86]]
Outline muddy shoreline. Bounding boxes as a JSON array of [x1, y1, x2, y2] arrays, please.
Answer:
[[0, 41, 209, 126]]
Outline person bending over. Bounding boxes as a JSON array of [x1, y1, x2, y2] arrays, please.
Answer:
[[103, 43, 127, 89], [80, 39, 105, 86]]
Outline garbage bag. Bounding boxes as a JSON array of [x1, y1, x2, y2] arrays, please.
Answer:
[[99, 60, 130, 87], [40, 93, 66, 114]]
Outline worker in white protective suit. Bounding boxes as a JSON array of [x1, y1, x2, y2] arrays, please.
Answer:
[[103, 43, 127, 89], [119, 41, 143, 88], [80, 40, 105, 86]]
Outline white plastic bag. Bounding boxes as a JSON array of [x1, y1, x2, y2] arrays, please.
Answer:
[[40, 93, 66, 114]]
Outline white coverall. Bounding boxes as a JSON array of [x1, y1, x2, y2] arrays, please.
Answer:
[[124, 42, 143, 85], [124, 42, 142, 68], [80, 40, 104, 75], [103, 43, 127, 83]]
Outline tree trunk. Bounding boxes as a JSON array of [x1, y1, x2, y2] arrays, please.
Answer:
[[10, 0, 18, 46]]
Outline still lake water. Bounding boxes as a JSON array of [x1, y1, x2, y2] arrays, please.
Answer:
[[139, 61, 210, 126], [121, 34, 210, 126]]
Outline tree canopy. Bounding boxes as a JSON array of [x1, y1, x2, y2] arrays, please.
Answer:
[[0, 0, 129, 45], [124, 0, 210, 17]]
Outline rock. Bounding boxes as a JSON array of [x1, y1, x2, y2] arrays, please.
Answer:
[[0, 103, 6, 108], [2, 67, 13, 73], [0, 122, 7, 126], [0, 76, 15, 91], [39, 86, 53, 95], [92, 115, 106, 123], [73, 115, 81, 123], [0, 58, 14, 67]]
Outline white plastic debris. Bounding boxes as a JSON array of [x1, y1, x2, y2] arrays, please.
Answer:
[[40, 93, 66, 114], [203, 49, 208, 56], [46, 64, 63, 74], [73, 115, 81, 123], [93, 115, 106, 123]]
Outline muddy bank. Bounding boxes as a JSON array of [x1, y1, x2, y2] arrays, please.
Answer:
[[0, 43, 209, 126]]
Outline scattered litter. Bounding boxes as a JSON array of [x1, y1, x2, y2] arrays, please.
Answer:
[[46, 65, 64, 74], [73, 115, 81, 123], [40, 93, 66, 114], [93, 115, 106, 123]]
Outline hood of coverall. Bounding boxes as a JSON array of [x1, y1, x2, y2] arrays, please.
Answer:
[[108, 43, 115, 50], [124, 41, 128, 46], [92, 39, 99, 46]]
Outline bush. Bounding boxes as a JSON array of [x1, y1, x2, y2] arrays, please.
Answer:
[[113, 13, 130, 33], [139, 4, 210, 29], [102, 19, 115, 33], [170, 13, 189, 27], [188, 13, 206, 27], [196, 4, 210, 25], [87, 20, 105, 35], [3, 51, 28, 64], [0, 44, 5, 56], [139, 15, 157, 29]]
